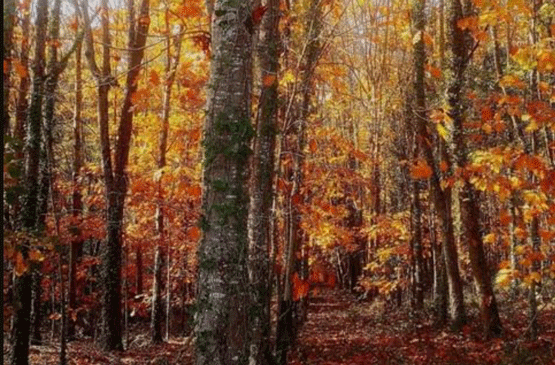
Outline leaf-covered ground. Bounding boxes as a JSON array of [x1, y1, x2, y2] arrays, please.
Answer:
[[289, 290, 555, 365], [4, 290, 555, 364]]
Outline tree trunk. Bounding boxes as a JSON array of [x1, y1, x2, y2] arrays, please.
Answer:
[[448, 0, 502, 337], [135, 247, 143, 296], [410, 0, 426, 312], [69, 35, 84, 339], [151, 17, 183, 344], [195, 0, 253, 363], [14, 5, 32, 153], [277, 1, 322, 363], [248, 0, 280, 363], [151, 245, 164, 343], [3, 0, 16, 139], [11, 0, 49, 362], [80, 0, 150, 350]]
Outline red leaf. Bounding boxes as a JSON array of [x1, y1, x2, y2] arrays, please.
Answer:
[[252, 5, 268, 25]]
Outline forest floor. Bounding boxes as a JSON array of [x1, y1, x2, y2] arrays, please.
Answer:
[[289, 290, 555, 365], [4, 290, 555, 364]]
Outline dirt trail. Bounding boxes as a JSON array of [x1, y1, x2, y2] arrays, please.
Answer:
[[288, 290, 555, 365]]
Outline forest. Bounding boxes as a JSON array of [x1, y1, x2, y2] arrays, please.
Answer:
[[2, 0, 555, 364]]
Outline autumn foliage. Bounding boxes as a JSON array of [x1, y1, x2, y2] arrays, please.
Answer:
[[3, 0, 555, 363]]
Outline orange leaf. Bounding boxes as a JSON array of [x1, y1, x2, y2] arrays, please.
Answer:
[[457, 16, 478, 31], [351, 149, 368, 161], [423, 32, 434, 46], [69, 16, 79, 31], [149, 70, 160, 86], [481, 107, 493, 121], [14, 251, 27, 276], [309, 139, 317, 153], [177, 3, 202, 18], [425, 64, 442, 79], [262, 74, 276, 87], [49, 39, 61, 48], [499, 209, 511, 226], [439, 160, 449, 172], [13, 60, 28, 79], [292, 272, 309, 301], [3, 60, 9, 74], [29, 249, 44, 262], [138, 15, 150, 26], [188, 226, 201, 241], [410, 159, 432, 179], [190, 185, 202, 198]]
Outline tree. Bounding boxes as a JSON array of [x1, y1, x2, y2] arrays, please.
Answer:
[[3, 0, 16, 140], [447, 0, 502, 336], [80, 0, 151, 350], [151, 16, 183, 343], [195, 0, 254, 363], [248, 0, 280, 363], [11, 0, 49, 362]]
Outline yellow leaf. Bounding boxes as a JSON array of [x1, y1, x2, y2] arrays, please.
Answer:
[[525, 118, 539, 132], [281, 70, 295, 84], [29, 249, 44, 262], [499, 74, 526, 89], [483, 233, 496, 244], [436, 123, 449, 140], [495, 268, 514, 288]]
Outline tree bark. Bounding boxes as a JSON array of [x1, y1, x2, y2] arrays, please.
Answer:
[[68, 35, 83, 339], [11, 0, 49, 363], [80, 0, 151, 351], [277, 1, 322, 363], [411, 0, 426, 311], [151, 18, 183, 344], [3, 0, 16, 139], [14, 6, 32, 155], [448, 0, 502, 337], [195, 0, 253, 363], [248, 0, 280, 363]]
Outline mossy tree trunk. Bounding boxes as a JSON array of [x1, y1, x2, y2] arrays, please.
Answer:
[[11, 0, 49, 363], [195, 0, 254, 363]]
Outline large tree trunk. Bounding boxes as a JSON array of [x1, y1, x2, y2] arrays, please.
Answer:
[[248, 0, 280, 363], [195, 0, 253, 363]]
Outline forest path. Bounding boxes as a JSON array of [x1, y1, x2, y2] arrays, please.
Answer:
[[287, 290, 555, 365]]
